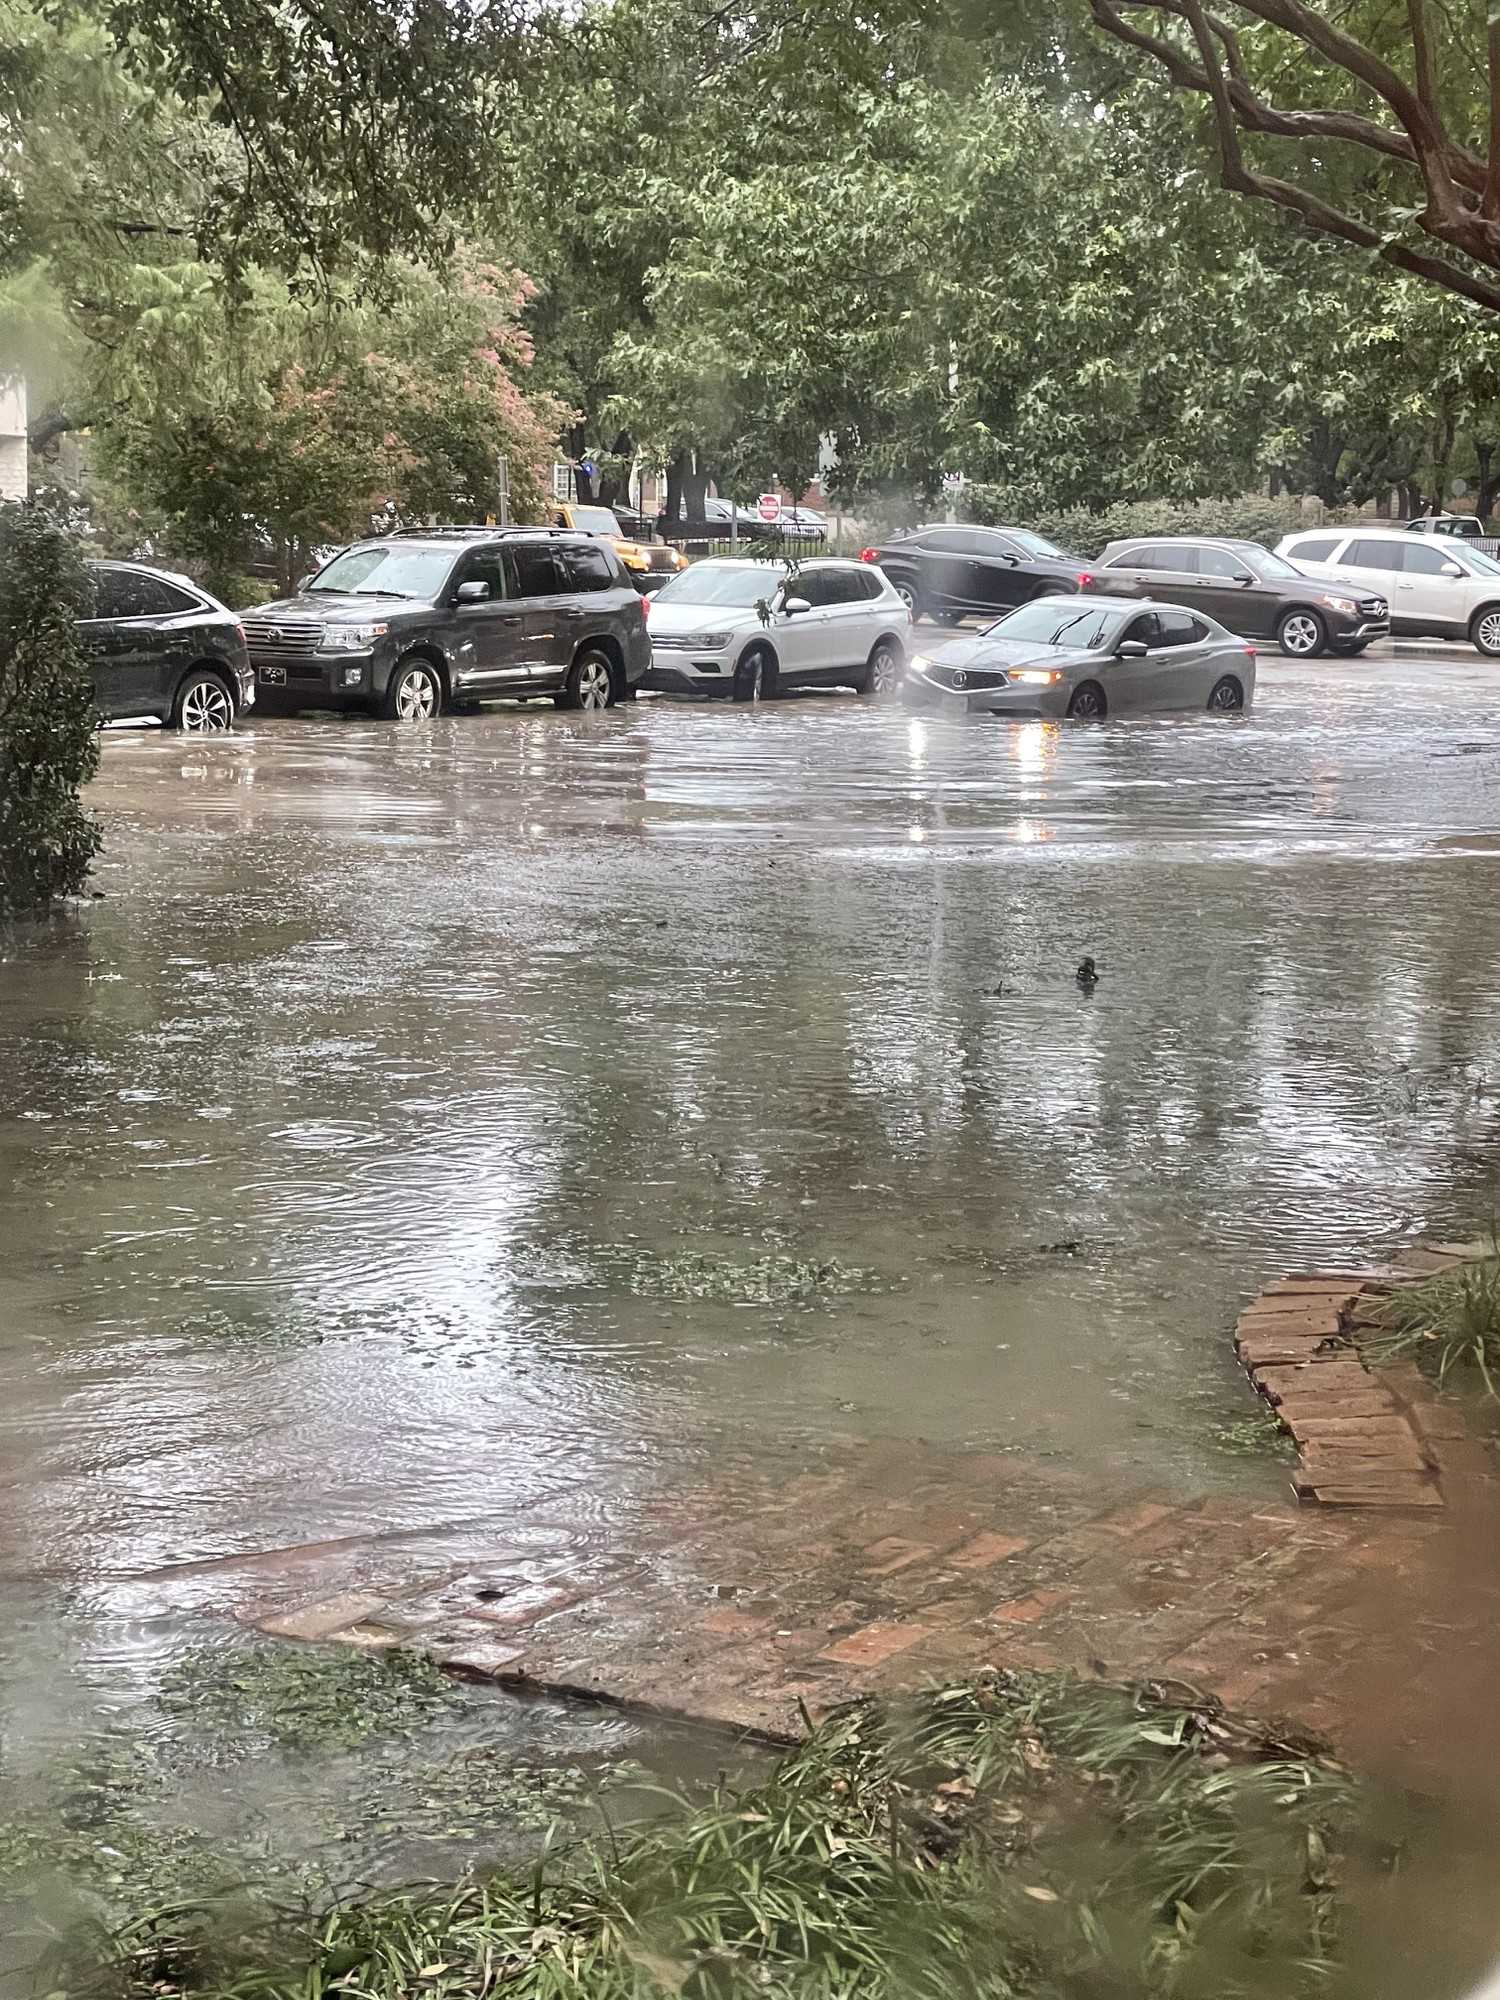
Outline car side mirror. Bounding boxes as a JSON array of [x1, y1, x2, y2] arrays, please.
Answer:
[[1442, 562, 1464, 578], [1116, 638, 1149, 659], [783, 596, 812, 615], [1232, 571, 1255, 585], [296, 575, 313, 593], [455, 579, 492, 603]]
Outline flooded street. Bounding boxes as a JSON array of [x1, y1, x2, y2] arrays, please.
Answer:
[[6, 651, 1500, 1612], [7, 646, 1500, 1959]]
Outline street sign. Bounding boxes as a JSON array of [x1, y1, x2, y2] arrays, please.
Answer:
[[942, 471, 965, 492], [758, 492, 781, 523], [580, 458, 598, 480]]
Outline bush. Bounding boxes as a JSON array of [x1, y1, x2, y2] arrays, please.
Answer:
[[959, 489, 1362, 560], [0, 505, 102, 917], [1367, 1256, 1500, 1396]]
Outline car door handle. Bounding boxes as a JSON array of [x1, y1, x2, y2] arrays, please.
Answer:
[[560, 606, 584, 618]]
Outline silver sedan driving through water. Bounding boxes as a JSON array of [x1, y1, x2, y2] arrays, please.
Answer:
[[902, 593, 1258, 719]]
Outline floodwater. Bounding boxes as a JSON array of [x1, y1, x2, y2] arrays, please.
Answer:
[[6, 647, 1500, 1954]]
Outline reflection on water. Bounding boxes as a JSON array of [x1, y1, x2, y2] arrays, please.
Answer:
[[5, 659, 1500, 1951]]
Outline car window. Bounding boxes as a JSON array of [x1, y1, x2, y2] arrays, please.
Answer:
[[1121, 612, 1162, 647], [1125, 547, 1175, 571], [1285, 536, 1338, 562], [454, 550, 509, 600], [559, 506, 620, 537], [1156, 611, 1202, 647], [652, 563, 787, 607], [508, 546, 565, 596], [852, 568, 884, 599], [1400, 542, 1463, 576], [922, 529, 974, 553], [967, 529, 1021, 558], [792, 570, 839, 608], [564, 544, 615, 591], [1197, 547, 1249, 580], [1341, 538, 1411, 572], [90, 569, 198, 618], [308, 543, 455, 598], [987, 601, 1122, 647]]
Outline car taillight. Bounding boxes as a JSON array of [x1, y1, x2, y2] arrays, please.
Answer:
[[1077, 571, 1095, 587], [859, 547, 878, 563], [1244, 645, 1257, 657], [641, 595, 651, 621]]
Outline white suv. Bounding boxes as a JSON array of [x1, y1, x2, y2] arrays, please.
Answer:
[[1277, 526, 1500, 656], [642, 557, 911, 701]]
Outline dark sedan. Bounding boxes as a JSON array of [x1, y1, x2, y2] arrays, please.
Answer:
[[859, 525, 1095, 623], [902, 594, 1257, 718], [1095, 535, 1389, 657], [81, 562, 252, 729]]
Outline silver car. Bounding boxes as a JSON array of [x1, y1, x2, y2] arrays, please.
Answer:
[[902, 593, 1257, 719]]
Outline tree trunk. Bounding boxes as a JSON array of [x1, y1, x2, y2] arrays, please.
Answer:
[[1477, 440, 1500, 518], [663, 448, 690, 526], [567, 421, 592, 502], [682, 458, 709, 522]]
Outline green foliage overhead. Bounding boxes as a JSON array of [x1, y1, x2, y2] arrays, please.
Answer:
[[0, 505, 102, 918]]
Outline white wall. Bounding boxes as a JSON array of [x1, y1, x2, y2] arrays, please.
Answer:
[[0, 377, 27, 502]]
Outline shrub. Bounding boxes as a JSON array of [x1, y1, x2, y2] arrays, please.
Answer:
[[959, 488, 1362, 559], [0, 505, 101, 917], [1367, 1256, 1500, 1396]]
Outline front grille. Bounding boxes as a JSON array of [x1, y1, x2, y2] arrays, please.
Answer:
[[647, 550, 679, 571], [1359, 598, 1388, 617], [243, 619, 324, 655], [933, 666, 1008, 690]]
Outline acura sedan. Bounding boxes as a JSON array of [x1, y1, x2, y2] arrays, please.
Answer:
[[903, 595, 1257, 719]]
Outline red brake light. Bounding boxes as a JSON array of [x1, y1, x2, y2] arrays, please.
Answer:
[[1078, 572, 1095, 588], [1244, 644, 1257, 657], [859, 547, 879, 563], [641, 594, 652, 621]]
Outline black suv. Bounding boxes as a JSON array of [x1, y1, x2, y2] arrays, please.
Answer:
[[242, 528, 651, 720], [1095, 536, 1390, 657], [859, 525, 1095, 622], [80, 562, 252, 730]]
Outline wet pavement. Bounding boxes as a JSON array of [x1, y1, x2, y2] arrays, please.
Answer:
[[5, 649, 1500, 1783]]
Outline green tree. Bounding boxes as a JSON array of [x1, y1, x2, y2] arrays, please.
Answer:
[[0, 507, 101, 918]]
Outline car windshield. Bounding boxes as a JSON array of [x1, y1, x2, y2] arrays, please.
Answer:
[[985, 601, 1121, 648], [568, 507, 622, 535], [1006, 528, 1069, 560], [1456, 545, 1500, 576], [307, 545, 454, 597], [652, 564, 787, 607], [1245, 547, 1303, 579]]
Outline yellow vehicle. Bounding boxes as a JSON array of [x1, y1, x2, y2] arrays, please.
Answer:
[[551, 503, 687, 589]]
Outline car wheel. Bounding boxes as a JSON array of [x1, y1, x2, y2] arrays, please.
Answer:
[[172, 670, 236, 732], [383, 655, 443, 721], [890, 576, 923, 620], [1470, 605, 1500, 657], [1067, 680, 1107, 721], [861, 637, 904, 699], [1331, 639, 1370, 656], [1277, 607, 1327, 658], [556, 649, 616, 710], [1206, 674, 1245, 712], [732, 645, 773, 703]]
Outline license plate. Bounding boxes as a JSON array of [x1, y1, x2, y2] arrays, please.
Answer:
[[259, 664, 286, 685]]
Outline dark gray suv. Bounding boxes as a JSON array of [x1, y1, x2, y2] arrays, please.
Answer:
[[243, 528, 651, 720], [1096, 536, 1390, 657]]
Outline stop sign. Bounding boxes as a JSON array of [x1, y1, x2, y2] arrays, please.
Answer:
[[757, 492, 782, 523]]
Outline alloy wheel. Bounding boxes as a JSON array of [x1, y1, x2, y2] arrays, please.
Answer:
[[1208, 676, 1244, 712], [868, 644, 902, 696], [180, 679, 233, 731], [1068, 683, 1106, 720], [1476, 609, 1500, 656], [1280, 613, 1321, 656], [576, 658, 613, 709], [894, 581, 919, 617], [396, 669, 440, 720]]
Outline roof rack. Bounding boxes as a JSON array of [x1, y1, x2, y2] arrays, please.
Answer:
[[386, 524, 579, 541]]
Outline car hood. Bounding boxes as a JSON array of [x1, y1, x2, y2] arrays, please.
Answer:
[[915, 633, 1104, 674], [648, 599, 765, 634], [247, 591, 418, 621]]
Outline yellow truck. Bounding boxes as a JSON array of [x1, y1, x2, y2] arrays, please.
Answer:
[[551, 503, 688, 590]]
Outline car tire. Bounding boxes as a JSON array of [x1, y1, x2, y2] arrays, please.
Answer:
[[1469, 605, 1500, 657], [383, 655, 444, 721], [939, 610, 965, 627], [1330, 639, 1370, 656], [1206, 674, 1245, 712], [171, 669, 236, 732], [861, 637, 904, 699], [890, 575, 923, 620], [732, 645, 773, 703], [556, 649, 616, 710], [1067, 680, 1108, 721], [1277, 607, 1327, 657]]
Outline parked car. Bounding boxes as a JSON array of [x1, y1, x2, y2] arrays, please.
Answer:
[[1275, 525, 1500, 656], [242, 528, 650, 719], [859, 525, 1094, 623], [643, 557, 910, 701], [903, 594, 1256, 718], [776, 506, 829, 545], [1095, 535, 1388, 657], [81, 561, 252, 730], [1402, 513, 1492, 539], [656, 498, 769, 546], [550, 501, 686, 589]]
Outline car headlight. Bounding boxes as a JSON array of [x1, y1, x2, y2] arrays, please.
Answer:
[[320, 622, 388, 652], [1318, 595, 1358, 617], [1009, 669, 1063, 685], [910, 652, 931, 671], [675, 631, 732, 648]]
